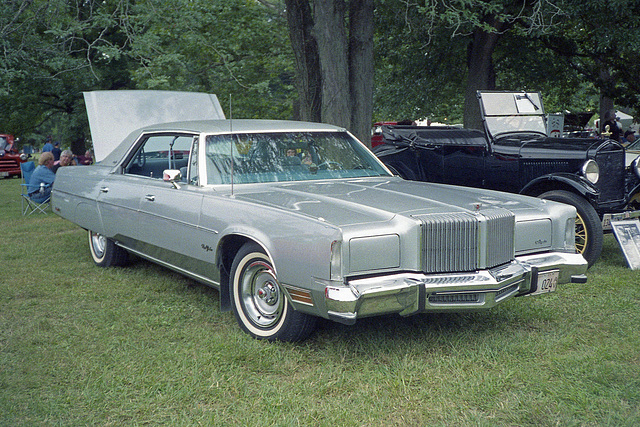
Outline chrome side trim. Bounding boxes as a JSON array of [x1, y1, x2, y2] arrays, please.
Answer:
[[116, 243, 221, 289]]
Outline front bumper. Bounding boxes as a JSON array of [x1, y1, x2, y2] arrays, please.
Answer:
[[324, 252, 587, 325]]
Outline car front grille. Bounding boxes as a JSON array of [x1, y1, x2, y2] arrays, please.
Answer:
[[413, 209, 515, 273], [595, 143, 625, 205], [522, 160, 572, 185], [0, 158, 19, 172]]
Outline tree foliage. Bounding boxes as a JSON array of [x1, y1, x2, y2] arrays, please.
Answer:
[[1, 0, 294, 150], [2, 0, 640, 149], [123, 0, 295, 120]]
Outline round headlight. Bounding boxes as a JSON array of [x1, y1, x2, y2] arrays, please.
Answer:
[[632, 156, 640, 179], [581, 159, 599, 184]]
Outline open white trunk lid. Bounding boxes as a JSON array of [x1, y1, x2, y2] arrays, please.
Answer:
[[84, 90, 225, 162]]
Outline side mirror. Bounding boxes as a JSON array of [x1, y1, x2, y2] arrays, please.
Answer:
[[163, 169, 182, 189]]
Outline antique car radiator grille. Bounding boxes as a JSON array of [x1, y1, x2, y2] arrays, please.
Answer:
[[595, 147, 625, 204], [413, 209, 515, 273], [522, 161, 571, 184]]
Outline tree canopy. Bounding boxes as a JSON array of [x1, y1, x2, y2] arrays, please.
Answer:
[[2, 0, 640, 149]]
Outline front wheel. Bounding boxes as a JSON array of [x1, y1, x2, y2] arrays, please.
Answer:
[[539, 190, 603, 267], [230, 242, 316, 341], [88, 230, 128, 267]]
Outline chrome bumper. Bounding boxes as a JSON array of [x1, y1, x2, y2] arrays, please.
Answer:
[[324, 252, 587, 325]]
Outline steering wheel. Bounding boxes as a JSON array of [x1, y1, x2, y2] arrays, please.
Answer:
[[135, 147, 146, 167]]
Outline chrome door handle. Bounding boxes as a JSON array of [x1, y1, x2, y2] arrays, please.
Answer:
[[145, 195, 156, 202], [100, 187, 109, 193]]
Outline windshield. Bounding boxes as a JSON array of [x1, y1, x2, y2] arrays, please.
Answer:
[[627, 139, 640, 151], [204, 131, 390, 184], [480, 92, 547, 137]]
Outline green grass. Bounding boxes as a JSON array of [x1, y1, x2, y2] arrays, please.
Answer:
[[1, 176, 639, 426]]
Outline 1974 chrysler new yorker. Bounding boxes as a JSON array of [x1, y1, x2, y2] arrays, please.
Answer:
[[52, 91, 588, 341]]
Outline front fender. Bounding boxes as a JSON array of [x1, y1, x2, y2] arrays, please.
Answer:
[[521, 173, 598, 201], [626, 182, 640, 207]]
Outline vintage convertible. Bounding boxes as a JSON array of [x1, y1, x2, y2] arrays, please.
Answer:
[[52, 91, 588, 341], [374, 91, 640, 267]]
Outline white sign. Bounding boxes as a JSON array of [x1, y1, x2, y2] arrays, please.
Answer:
[[547, 114, 564, 138]]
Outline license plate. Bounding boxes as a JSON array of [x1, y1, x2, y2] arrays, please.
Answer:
[[531, 269, 558, 295]]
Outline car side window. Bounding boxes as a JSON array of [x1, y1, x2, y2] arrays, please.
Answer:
[[124, 134, 194, 180]]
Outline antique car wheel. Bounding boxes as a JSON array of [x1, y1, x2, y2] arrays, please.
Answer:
[[539, 190, 603, 267], [88, 230, 128, 267], [230, 243, 317, 341]]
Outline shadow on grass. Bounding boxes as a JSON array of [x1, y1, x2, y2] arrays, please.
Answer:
[[125, 256, 542, 354]]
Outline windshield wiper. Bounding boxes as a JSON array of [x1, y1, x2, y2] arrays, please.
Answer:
[[515, 93, 539, 111]]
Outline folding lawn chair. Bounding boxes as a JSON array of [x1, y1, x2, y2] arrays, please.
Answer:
[[20, 161, 50, 215]]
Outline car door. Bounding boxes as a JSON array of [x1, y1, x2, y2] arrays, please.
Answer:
[[96, 173, 147, 250], [123, 133, 206, 269], [440, 129, 487, 188]]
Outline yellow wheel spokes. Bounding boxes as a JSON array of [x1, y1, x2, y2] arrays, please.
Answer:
[[575, 212, 587, 254]]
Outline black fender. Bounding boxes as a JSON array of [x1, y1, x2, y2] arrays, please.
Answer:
[[520, 173, 599, 203], [626, 182, 640, 206]]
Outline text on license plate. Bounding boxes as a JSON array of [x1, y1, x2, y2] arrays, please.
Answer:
[[532, 269, 559, 295]]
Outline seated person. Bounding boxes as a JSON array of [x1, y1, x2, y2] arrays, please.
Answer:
[[301, 150, 313, 165], [622, 130, 636, 146], [52, 149, 77, 173], [28, 152, 56, 203], [77, 150, 94, 165], [283, 148, 302, 167]]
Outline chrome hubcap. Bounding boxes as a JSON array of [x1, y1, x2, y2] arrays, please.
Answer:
[[91, 232, 107, 258], [240, 260, 283, 328]]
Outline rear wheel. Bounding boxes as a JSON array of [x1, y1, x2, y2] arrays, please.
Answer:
[[88, 230, 128, 267], [230, 242, 316, 341], [539, 190, 602, 267]]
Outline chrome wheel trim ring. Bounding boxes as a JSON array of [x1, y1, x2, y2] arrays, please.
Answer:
[[90, 232, 107, 259], [239, 260, 284, 328]]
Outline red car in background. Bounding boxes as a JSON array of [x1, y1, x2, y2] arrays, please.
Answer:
[[371, 122, 397, 148], [0, 134, 28, 178]]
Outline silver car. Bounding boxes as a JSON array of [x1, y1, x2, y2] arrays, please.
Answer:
[[52, 91, 588, 341]]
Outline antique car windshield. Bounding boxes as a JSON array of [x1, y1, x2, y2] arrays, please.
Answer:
[[480, 92, 547, 138], [485, 116, 547, 137], [204, 131, 390, 184]]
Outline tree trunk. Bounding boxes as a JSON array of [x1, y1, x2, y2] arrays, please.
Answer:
[[463, 17, 505, 130], [285, 0, 322, 122], [286, 0, 374, 144], [598, 68, 615, 134], [313, 0, 350, 129], [348, 0, 374, 146]]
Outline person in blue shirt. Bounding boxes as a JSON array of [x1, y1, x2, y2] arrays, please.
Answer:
[[28, 152, 56, 203], [42, 136, 54, 153]]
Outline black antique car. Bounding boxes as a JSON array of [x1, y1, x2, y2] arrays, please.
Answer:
[[374, 91, 640, 266]]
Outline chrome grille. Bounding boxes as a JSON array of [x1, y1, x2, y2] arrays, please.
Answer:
[[413, 209, 515, 273], [482, 209, 516, 268]]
